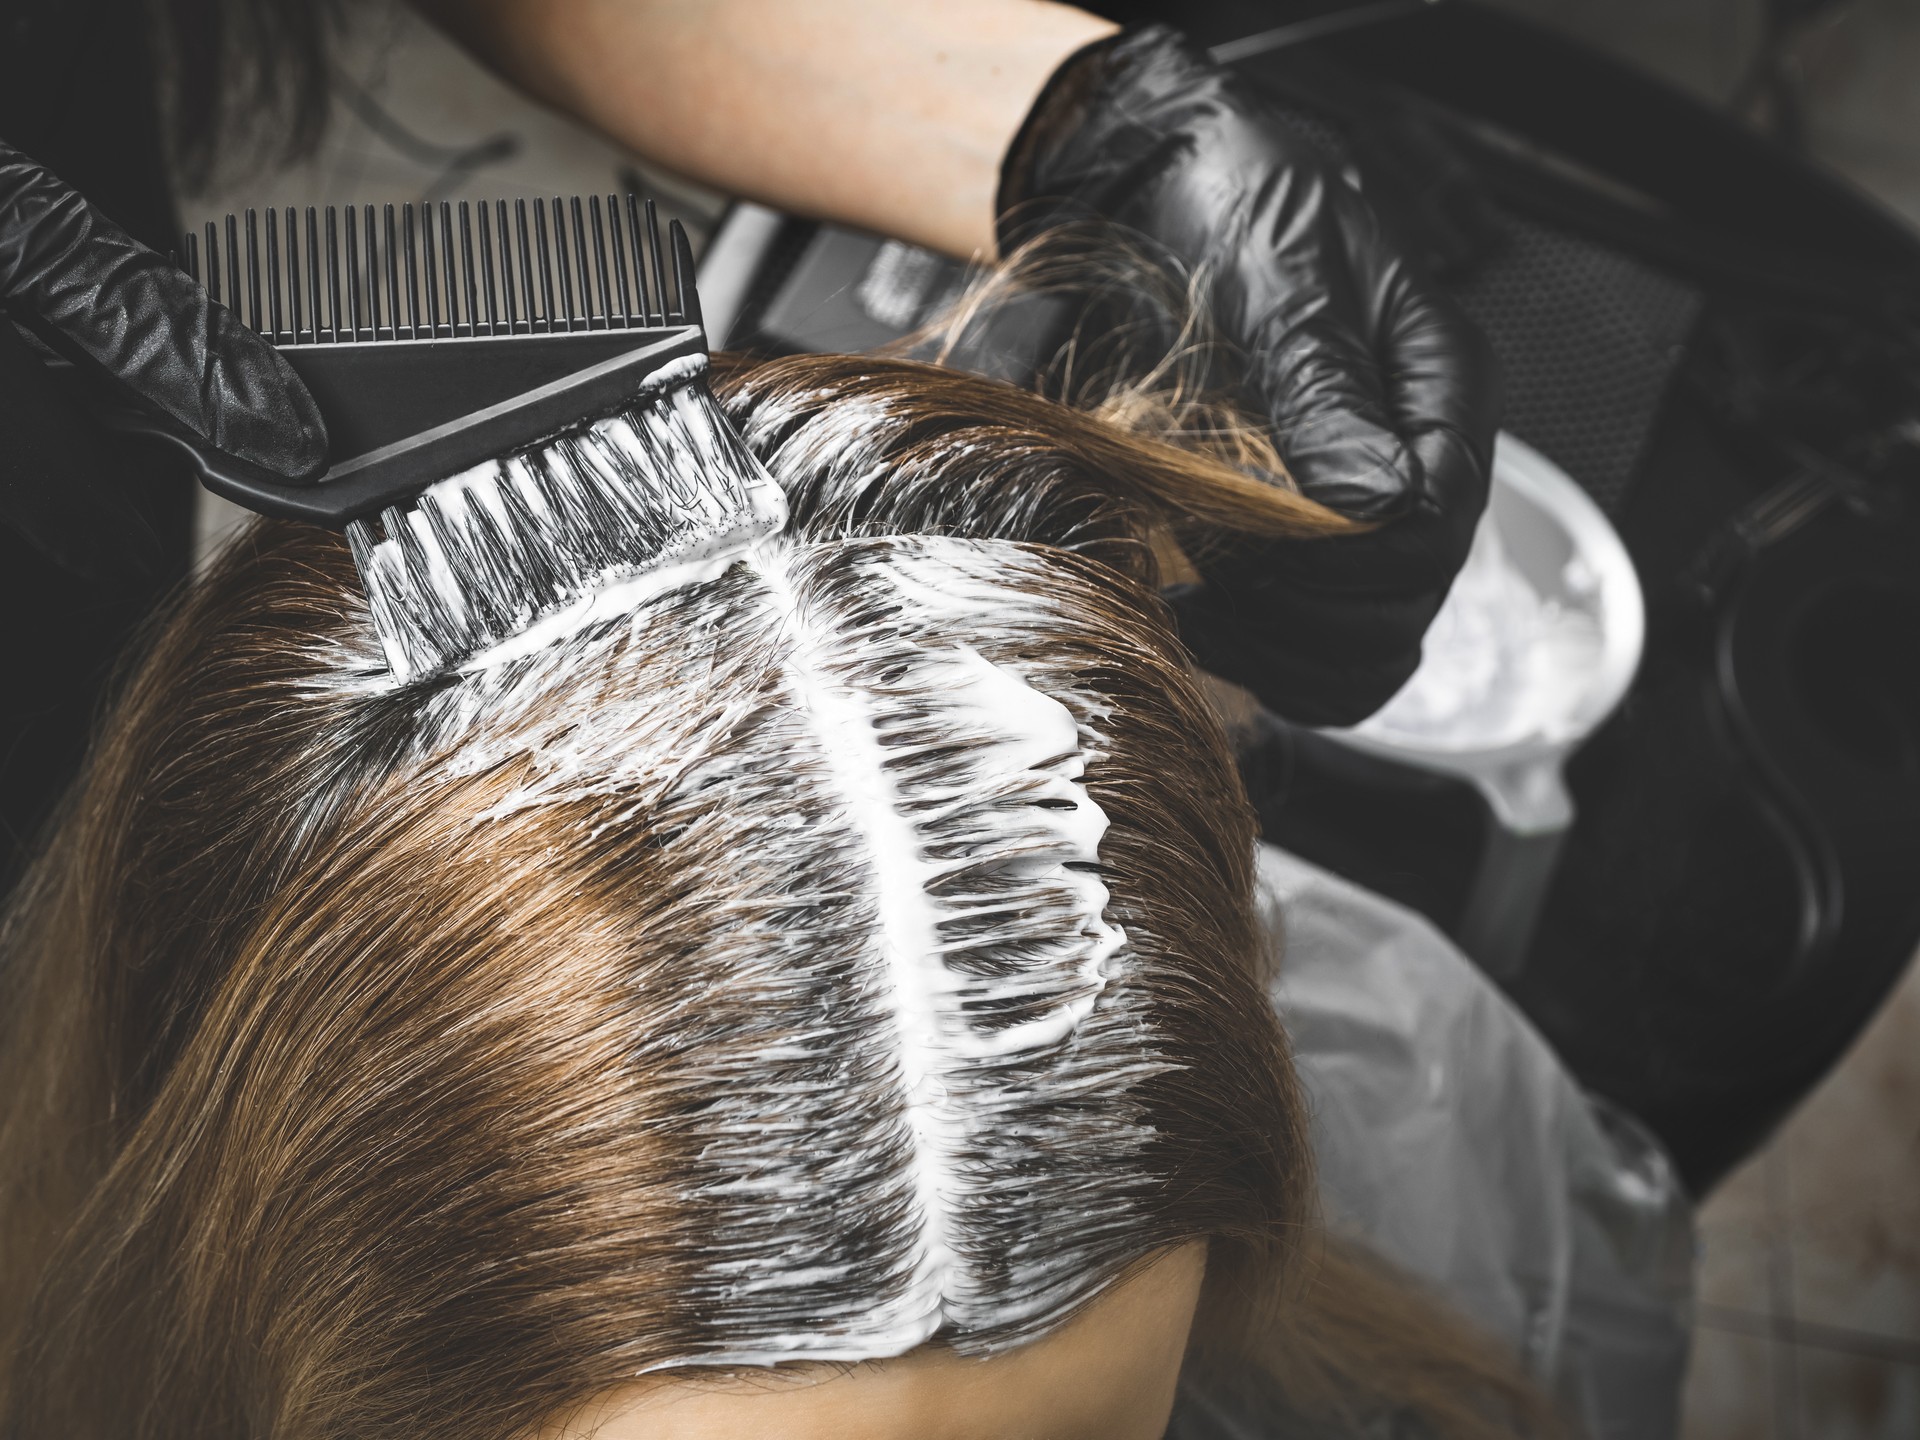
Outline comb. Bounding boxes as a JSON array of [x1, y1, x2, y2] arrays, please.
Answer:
[[139, 196, 787, 682]]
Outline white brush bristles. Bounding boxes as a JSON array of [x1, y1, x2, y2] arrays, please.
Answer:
[[346, 355, 788, 684]]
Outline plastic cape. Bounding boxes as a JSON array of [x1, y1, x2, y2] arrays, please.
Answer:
[[1166, 846, 1694, 1439], [1278, 844, 1690, 1435]]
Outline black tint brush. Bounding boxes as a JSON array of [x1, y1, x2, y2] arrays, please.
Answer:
[[124, 196, 786, 683]]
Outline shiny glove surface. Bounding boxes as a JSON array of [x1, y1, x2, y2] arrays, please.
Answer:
[[0, 139, 326, 480], [999, 27, 1498, 725]]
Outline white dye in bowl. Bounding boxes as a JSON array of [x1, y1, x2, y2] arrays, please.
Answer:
[[1326, 436, 1644, 975], [1331, 434, 1644, 830]]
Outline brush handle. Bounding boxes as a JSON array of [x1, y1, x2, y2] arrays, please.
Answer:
[[143, 198, 710, 525], [102, 325, 708, 526], [1, 140, 329, 493]]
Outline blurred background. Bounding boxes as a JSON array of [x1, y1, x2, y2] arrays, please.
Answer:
[[182, 4, 1920, 1436]]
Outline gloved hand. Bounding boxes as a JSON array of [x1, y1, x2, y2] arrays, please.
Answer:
[[1, 140, 326, 573], [998, 26, 1499, 726]]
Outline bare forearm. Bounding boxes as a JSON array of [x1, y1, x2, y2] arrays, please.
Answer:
[[417, 0, 1116, 259]]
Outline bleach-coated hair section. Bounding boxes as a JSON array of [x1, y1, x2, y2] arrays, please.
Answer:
[[403, 531, 1165, 1365]]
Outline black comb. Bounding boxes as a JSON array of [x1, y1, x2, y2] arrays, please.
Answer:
[[130, 194, 788, 683], [140, 196, 708, 527]]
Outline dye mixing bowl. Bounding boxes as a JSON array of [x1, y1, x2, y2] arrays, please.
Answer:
[[1327, 434, 1645, 973]]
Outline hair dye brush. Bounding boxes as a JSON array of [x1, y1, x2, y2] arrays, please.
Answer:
[[125, 196, 786, 682]]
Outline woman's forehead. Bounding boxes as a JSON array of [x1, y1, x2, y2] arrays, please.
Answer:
[[541, 1244, 1208, 1440]]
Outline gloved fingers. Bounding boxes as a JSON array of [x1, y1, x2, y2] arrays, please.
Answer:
[[1224, 645, 1420, 730], [1168, 576, 1432, 727], [0, 141, 327, 479], [1221, 167, 1426, 522], [1241, 206, 1495, 599], [1362, 249, 1500, 507], [1202, 531, 1455, 628], [1231, 152, 1498, 540], [1335, 261, 1498, 582], [1171, 513, 1475, 724], [1401, 423, 1493, 581], [1254, 307, 1415, 518]]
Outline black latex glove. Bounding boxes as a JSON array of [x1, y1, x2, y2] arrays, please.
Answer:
[[0, 140, 326, 571], [999, 26, 1499, 726]]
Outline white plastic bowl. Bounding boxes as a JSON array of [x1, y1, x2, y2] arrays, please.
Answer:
[[1328, 433, 1646, 836]]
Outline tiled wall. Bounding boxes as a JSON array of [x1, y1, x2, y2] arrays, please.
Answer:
[[1686, 969, 1920, 1438]]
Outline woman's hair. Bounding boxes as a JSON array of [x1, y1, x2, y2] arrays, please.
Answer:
[[0, 354, 1546, 1438]]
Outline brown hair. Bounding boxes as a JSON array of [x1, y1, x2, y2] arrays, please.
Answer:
[[0, 355, 1549, 1438]]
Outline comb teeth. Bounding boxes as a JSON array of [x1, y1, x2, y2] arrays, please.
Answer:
[[183, 196, 693, 342]]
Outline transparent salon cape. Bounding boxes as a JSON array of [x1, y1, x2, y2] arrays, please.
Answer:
[[1166, 846, 1695, 1440]]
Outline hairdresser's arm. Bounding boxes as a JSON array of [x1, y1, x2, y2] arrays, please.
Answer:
[[414, 0, 1114, 260]]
